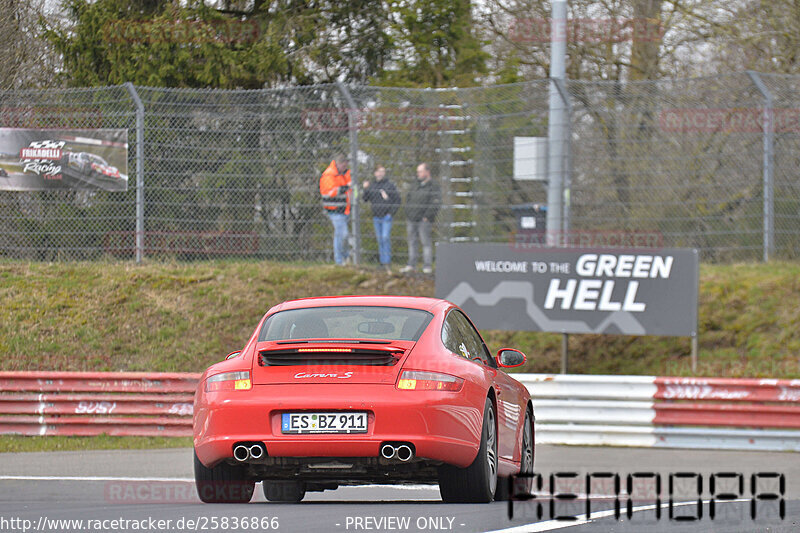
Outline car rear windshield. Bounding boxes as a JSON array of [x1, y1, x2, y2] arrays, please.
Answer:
[[258, 306, 433, 342]]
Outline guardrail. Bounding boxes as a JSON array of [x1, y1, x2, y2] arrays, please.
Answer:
[[1, 372, 798, 451], [0, 372, 199, 437], [518, 374, 800, 452]]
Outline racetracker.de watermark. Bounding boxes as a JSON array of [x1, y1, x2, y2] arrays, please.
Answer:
[[665, 358, 800, 380], [0, 106, 104, 128], [660, 108, 800, 133], [301, 108, 456, 132], [0, 515, 279, 532], [509, 17, 664, 43], [104, 480, 197, 504], [511, 230, 664, 250], [102, 19, 260, 45]]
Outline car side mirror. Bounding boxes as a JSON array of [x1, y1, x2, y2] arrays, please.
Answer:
[[496, 348, 526, 368], [225, 351, 242, 360]]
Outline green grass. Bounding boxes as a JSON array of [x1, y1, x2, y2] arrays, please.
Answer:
[[0, 259, 798, 378], [0, 260, 434, 372], [0, 435, 192, 453]]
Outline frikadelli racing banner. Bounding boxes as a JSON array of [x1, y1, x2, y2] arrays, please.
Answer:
[[0, 129, 128, 191], [435, 243, 698, 337]]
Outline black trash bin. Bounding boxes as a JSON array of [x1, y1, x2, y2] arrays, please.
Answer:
[[511, 203, 547, 231]]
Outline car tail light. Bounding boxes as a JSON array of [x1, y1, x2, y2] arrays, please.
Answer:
[[205, 371, 251, 392], [396, 370, 463, 392]]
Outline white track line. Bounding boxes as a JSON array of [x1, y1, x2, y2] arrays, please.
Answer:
[[0, 477, 625, 498], [0, 476, 194, 482], [0, 476, 439, 491], [0, 478, 620, 496]]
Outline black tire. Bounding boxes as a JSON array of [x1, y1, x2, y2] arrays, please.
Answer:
[[438, 397, 498, 503], [496, 406, 534, 501], [194, 450, 255, 503], [263, 481, 306, 503]]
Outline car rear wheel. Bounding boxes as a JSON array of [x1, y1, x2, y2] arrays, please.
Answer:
[[497, 406, 534, 501], [194, 450, 255, 503], [521, 407, 534, 477], [263, 481, 306, 502], [438, 397, 498, 503]]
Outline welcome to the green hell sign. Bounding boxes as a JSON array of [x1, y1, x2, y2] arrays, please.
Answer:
[[475, 253, 674, 313], [438, 244, 698, 337]]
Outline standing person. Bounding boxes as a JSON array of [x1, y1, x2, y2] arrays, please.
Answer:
[[401, 162, 441, 274], [362, 165, 401, 272], [319, 153, 351, 265]]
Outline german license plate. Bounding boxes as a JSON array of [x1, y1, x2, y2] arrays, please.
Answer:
[[281, 412, 368, 434]]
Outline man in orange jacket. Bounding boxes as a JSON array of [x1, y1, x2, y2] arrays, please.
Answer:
[[319, 154, 352, 264]]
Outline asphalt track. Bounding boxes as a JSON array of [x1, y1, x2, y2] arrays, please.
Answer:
[[0, 445, 797, 533]]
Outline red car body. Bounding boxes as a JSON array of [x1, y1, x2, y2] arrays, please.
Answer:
[[193, 295, 534, 503]]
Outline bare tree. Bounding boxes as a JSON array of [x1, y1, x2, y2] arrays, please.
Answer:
[[0, 0, 60, 90], [477, 0, 738, 82], [704, 0, 800, 74]]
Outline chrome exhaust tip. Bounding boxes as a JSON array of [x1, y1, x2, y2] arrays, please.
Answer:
[[249, 444, 264, 460], [380, 444, 397, 460], [396, 444, 413, 462], [233, 445, 250, 462]]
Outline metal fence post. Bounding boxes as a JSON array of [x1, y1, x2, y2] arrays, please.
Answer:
[[336, 82, 361, 265], [746, 71, 775, 262], [124, 82, 145, 263], [553, 78, 572, 234]]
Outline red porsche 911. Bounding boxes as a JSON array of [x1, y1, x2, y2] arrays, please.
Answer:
[[193, 296, 534, 504]]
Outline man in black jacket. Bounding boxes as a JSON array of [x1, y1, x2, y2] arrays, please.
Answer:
[[401, 163, 441, 274], [362, 165, 401, 271]]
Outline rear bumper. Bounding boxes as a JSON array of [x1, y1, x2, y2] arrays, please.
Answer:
[[194, 383, 484, 469]]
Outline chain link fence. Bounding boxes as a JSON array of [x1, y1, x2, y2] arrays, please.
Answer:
[[0, 86, 137, 259], [0, 73, 797, 263]]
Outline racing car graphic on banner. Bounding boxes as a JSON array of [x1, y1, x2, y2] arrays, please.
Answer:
[[61, 152, 127, 191], [66, 151, 121, 179], [193, 296, 534, 503]]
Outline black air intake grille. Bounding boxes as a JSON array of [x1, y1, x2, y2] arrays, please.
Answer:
[[260, 349, 400, 366]]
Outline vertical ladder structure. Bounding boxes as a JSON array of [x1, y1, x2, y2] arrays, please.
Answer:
[[437, 96, 478, 243]]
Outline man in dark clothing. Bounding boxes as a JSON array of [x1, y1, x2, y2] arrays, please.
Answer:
[[401, 162, 441, 274], [362, 165, 401, 271]]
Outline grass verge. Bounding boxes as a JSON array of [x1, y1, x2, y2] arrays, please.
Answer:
[[0, 259, 798, 378], [0, 435, 192, 453]]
